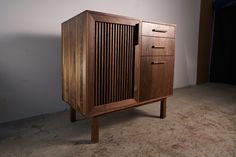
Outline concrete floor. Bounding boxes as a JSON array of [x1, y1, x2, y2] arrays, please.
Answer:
[[0, 83, 236, 157]]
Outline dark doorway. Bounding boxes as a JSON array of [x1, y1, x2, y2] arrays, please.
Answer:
[[210, 3, 236, 85]]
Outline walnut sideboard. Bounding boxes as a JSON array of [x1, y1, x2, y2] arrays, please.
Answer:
[[62, 10, 175, 142]]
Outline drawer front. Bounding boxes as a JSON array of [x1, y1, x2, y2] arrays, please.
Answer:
[[142, 22, 175, 38], [142, 36, 175, 56], [140, 56, 174, 102]]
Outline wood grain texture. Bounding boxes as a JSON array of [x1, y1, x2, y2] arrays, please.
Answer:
[[85, 11, 140, 116], [62, 10, 176, 143], [62, 19, 77, 107], [93, 22, 135, 106], [87, 96, 169, 117], [62, 22, 69, 102], [62, 10, 140, 116], [142, 36, 175, 56], [62, 10, 175, 118], [140, 56, 175, 102], [62, 12, 88, 115], [87, 10, 140, 26], [142, 22, 175, 38]]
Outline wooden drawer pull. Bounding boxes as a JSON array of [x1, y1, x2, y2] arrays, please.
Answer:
[[151, 61, 166, 65], [152, 46, 165, 49], [152, 29, 167, 33]]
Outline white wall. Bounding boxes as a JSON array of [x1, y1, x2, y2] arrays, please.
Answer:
[[0, 0, 201, 123]]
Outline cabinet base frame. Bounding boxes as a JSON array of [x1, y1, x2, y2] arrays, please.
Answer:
[[69, 98, 168, 143]]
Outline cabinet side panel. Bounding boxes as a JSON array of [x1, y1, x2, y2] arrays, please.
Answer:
[[76, 13, 88, 115], [62, 19, 78, 110], [62, 22, 70, 103], [68, 19, 77, 107]]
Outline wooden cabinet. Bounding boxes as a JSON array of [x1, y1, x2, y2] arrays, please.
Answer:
[[62, 10, 176, 142]]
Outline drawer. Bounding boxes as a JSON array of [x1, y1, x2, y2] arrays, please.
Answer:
[[142, 36, 175, 56], [140, 56, 174, 102], [142, 22, 175, 38]]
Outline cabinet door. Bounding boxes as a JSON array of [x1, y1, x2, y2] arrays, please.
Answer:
[[140, 56, 174, 102], [86, 11, 141, 115]]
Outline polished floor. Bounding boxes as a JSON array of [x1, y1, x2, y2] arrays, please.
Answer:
[[0, 83, 236, 157]]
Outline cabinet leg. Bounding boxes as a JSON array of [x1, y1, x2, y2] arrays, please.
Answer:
[[160, 98, 167, 119], [91, 117, 99, 143], [70, 107, 76, 122]]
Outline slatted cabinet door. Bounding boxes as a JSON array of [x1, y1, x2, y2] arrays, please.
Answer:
[[86, 11, 141, 116], [94, 22, 135, 105]]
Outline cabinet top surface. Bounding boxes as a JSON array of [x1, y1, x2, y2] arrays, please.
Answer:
[[62, 10, 176, 27], [62, 10, 140, 24]]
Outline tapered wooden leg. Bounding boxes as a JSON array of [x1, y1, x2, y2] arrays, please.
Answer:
[[160, 98, 167, 119], [91, 117, 99, 143], [70, 107, 76, 122]]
